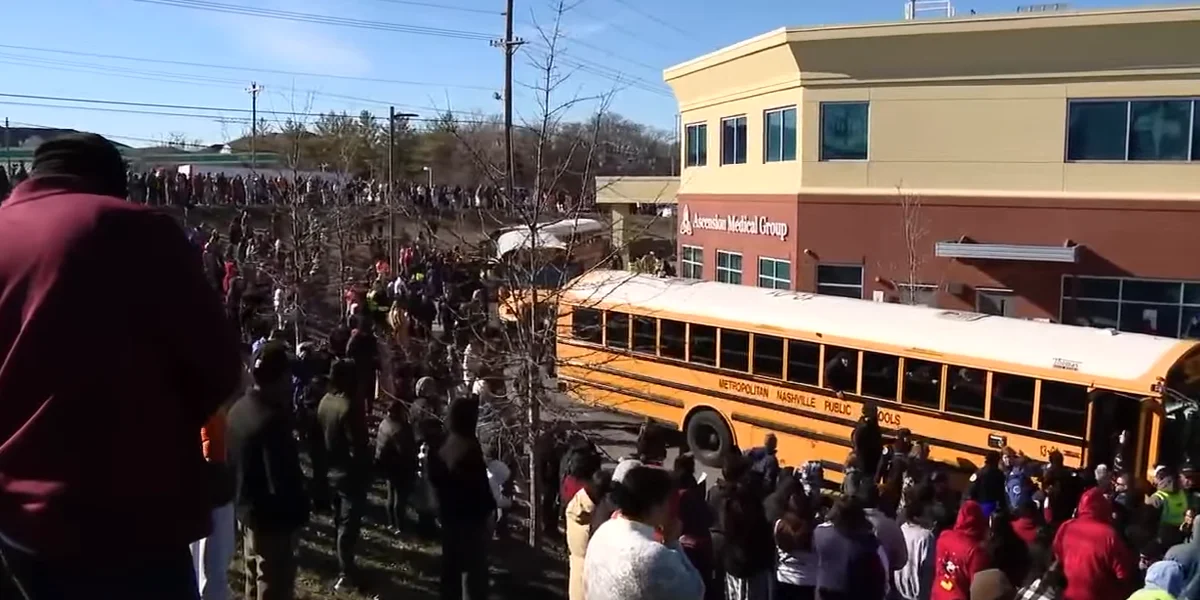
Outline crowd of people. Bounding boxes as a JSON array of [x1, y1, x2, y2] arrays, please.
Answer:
[[4, 132, 1200, 600], [559, 413, 1200, 600]]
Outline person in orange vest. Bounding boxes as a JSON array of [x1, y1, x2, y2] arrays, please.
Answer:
[[190, 408, 237, 600]]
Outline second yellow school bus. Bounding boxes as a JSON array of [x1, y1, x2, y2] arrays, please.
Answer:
[[555, 270, 1200, 487]]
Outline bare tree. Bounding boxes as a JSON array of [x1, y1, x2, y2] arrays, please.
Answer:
[[892, 185, 943, 306]]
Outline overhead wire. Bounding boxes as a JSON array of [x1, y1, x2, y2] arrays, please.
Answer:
[[132, 0, 499, 40], [609, 0, 693, 38], [0, 43, 500, 91]]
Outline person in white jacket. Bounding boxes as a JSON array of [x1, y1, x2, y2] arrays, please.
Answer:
[[894, 497, 935, 600], [485, 445, 512, 535]]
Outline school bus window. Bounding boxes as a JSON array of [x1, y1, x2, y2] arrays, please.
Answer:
[[571, 308, 602, 343], [689, 324, 717, 366], [902, 358, 942, 409], [632, 316, 657, 354], [862, 352, 900, 401], [824, 346, 858, 392], [787, 339, 820, 386], [1038, 380, 1088, 437], [991, 373, 1035, 427], [659, 319, 687, 360], [753, 334, 784, 379], [946, 366, 987, 418], [720, 329, 751, 372], [605, 311, 630, 350]]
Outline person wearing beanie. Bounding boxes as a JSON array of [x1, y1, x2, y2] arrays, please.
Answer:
[[969, 569, 1014, 600], [0, 133, 243, 597], [226, 341, 309, 600]]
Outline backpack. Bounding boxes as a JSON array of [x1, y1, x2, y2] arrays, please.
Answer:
[[1006, 466, 1032, 509]]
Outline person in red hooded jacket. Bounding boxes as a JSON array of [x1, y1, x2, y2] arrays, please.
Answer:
[[931, 500, 989, 600], [1052, 486, 1135, 600]]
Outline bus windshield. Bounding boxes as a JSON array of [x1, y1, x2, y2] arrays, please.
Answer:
[[1163, 353, 1200, 467]]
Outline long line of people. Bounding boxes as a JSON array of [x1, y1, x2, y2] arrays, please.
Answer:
[[562, 409, 1200, 600]]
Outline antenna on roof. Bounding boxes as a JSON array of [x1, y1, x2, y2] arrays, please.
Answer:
[[1016, 3, 1069, 12], [905, 0, 956, 19]]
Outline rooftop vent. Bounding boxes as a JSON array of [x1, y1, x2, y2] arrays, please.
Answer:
[[904, 0, 956, 19], [937, 310, 987, 322]]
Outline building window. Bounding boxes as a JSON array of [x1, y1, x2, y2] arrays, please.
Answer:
[[816, 264, 863, 299], [819, 102, 869, 161], [720, 116, 747, 165], [757, 257, 791, 290], [764, 107, 797, 163], [685, 123, 707, 167], [977, 289, 1015, 317], [1062, 275, 1200, 338], [680, 245, 703, 280], [898, 283, 938, 307], [716, 250, 743, 284], [1067, 98, 1200, 162]]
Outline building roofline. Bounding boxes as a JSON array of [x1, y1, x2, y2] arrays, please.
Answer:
[[664, 4, 1200, 82]]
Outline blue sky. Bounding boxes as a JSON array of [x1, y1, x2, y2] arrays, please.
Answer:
[[0, 0, 1157, 147]]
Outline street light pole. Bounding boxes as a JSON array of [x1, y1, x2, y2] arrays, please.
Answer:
[[246, 82, 264, 171], [387, 109, 418, 269], [423, 165, 433, 189]]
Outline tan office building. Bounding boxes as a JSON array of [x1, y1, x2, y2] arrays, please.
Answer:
[[665, 5, 1200, 338]]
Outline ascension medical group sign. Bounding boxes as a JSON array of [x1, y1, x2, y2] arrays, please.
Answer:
[[677, 204, 791, 241]]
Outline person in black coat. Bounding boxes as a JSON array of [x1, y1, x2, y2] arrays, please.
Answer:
[[316, 358, 371, 592], [428, 395, 496, 600], [226, 341, 310, 600], [376, 399, 418, 533]]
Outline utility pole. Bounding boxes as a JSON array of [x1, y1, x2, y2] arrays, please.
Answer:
[[388, 105, 396, 269], [3, 118, 10, 178], [492, 0, 535, 549], [492, 0, 525, 209], [246, 82, 264, 170]]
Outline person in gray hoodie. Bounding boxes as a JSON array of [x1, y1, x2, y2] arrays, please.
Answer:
[[894, 495, 935, 600]]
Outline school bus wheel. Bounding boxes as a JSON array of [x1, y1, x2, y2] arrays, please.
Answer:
[[685, 409, 733, 468]]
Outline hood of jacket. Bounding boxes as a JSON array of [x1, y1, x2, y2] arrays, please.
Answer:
[[1076, 487, 1111, 523], [953, 500, 988, 541]]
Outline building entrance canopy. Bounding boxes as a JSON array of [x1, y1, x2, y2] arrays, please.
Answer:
[[935, 241, 1081, 263]]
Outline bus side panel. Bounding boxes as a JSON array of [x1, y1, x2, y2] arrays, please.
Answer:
[[557, 343, 1085, 480]]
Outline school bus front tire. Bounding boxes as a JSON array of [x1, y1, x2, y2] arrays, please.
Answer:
[[685, 409, 733, 468]]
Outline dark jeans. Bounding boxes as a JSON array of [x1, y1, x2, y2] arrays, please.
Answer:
[[331, 481, 366, 578], [302, 419, 330, 512], [440, 520, 490, 600], [774, 581, 816, 600], [385, 474, 413, 530], [0, 541, 198, 600], [243, 526, 298, 600]]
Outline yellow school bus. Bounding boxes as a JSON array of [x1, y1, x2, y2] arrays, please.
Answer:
[[495, 218, 610, 323], [555, 270, 1200, 487]]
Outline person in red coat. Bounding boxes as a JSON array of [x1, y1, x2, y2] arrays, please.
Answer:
[[1052, 487, 1135, 600], [931, 500, 989, 600]]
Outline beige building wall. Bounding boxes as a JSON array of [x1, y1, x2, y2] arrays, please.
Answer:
[[666, 6, 1200, 198]]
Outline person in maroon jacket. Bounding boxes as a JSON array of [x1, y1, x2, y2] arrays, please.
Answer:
[[0, 134, 244, 599]]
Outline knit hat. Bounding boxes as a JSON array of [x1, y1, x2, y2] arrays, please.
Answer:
[[969, 569, 1014, 600], [31, 133, 128, 199]]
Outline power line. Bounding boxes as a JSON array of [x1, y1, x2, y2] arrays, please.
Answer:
[[130, 0, 671, 97], [609, 0, 692, 38], [361, 0, 502, 16], [133, 0, 498, 41], [0, 43, 499, 91]]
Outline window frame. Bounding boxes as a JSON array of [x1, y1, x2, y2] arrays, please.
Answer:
[[720, 115, 748, 166], [976, 287, 1016, 317], [815, 263, 864, 299], [604, 311, 630, 350], [1065, 97, 1200, 162], [1060, 274, 1200, 338], [716, 250, 743, 285], [763, 106, 798, 163], [681, 245, 704, 280], [570, 307, 603, 343], [819, 101, 870, 161], [757, 256, 791, 290], [897, 283, 938, 307], [684, 122, 708, 168]]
